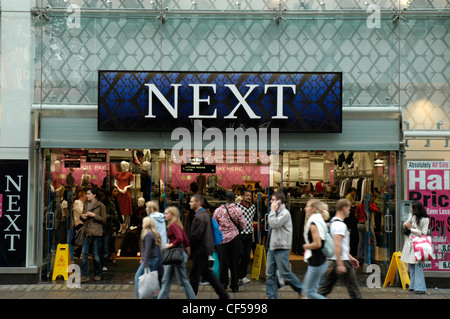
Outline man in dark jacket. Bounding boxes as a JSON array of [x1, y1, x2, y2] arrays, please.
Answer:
[[189, 194, 229, 299]]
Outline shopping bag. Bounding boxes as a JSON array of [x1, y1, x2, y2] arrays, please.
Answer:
[[138, 267, 160, 299], [412, 235, 435, 262], [212, 251, 220, 278]]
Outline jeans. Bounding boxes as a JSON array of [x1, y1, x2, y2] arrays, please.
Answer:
[[134, 256, 161, 299], [318, 260, 362, 299], [409, 263, 426, 292], [266, 249, 303, 299], [303, 260, 328, 299], [357, 223, 376, 264], [239, 234, 253, 279], [157, 251, 196, 299], [81, 236, 102, 278], [102, 234, 113, 268]]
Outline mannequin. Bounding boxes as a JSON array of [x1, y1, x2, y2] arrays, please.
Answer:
[[140, 161, 151, 202], [81, 168, 90, 187], [207, 173, 218, 192], [197, 173, 206, 195], [115, 161, 134, 229], [51, 160, 66, 190]]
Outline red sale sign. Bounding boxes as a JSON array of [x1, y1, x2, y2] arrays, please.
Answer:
[[407, 161, 450, 272]]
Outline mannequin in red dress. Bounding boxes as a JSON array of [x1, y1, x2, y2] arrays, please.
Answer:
[[115, 161, 134, 231]]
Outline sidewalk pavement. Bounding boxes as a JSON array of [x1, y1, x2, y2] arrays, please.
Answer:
[[0, 266, 449, 300]]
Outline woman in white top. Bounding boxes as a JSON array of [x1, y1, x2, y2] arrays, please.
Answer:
[[302, 199, 330, 299]]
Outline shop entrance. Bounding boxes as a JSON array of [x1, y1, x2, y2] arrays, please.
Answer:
[[40, 148, 397, 282]]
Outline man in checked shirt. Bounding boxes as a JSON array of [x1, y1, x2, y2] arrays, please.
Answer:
[[236, 189, 256, 285], [213, 191, 246, 293]]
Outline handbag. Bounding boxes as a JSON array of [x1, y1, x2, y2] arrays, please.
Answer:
[[412, 235, 435, 262], [73, 224, 86, 246], [161, 246, 184, 265], [138, 267, 160, 299]]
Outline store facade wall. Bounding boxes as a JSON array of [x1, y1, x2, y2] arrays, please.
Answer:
[[0, 0, 448, 283]]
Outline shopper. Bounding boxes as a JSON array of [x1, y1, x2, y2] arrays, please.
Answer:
[[189, 194, 229, 299], [134, 216, 164, 299], [80, 188, 106, 282], [236, 190, 256, 285], [145, 200, 168, 247], [355, 196, 378, 264], [266, 192, 304, 299], [400, 201, 430, 294], [318, 199, 362, 299], [213, 191, 246, 292], [157, 206, 196, 299], [99, 188, 119, 271], [302, 199, 330, 299]]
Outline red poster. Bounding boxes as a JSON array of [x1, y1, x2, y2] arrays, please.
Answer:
[[407, 161, 450, 272]]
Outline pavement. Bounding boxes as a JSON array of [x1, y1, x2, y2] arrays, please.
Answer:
[[0, 258, 449, 300]]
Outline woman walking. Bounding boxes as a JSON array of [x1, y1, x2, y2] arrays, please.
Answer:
[[302, 199, 330, 299], [134, 216, 164, 299], [157, 206, 196, 299], [401, 201, 430, 294]]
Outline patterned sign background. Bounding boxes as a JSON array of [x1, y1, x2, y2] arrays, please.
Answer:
[[98, 71, 342, 132]]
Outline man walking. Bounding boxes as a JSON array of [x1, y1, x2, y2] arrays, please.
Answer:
[[189, 194, 229, 299], [318, 199, 362, 299], [213, 191, 246, 292], [266, 192, 304, 299], [236, 190, 256, 284]]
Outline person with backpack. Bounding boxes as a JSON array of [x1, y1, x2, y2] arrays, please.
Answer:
[[303, 199, 330, 299], [318, 199, 362, 299]]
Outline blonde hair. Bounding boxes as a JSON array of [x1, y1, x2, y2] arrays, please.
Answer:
[[165, 206, 184, 230], [141, 216, 162, 247], [146, 200, 159, 213], [306, 199, 330, 221]]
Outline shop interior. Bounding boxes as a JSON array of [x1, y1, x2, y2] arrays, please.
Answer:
[[42, 148, 397, 280]]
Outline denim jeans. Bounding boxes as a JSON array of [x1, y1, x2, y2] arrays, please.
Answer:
[[303, 260, 328, 299], [357, 223, 376, 264], [134, 256, 160, 299], [81, 236, 102, 278], [266, 249, 303, 299], [157, 251, 196, 299], [409, 263, 426, 292]]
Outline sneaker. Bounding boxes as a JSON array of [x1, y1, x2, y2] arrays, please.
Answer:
[[94, 276, 102, 281], [102, 266, 108, 271], [81, 277, 90, 283], [239, 277, 250, 284]]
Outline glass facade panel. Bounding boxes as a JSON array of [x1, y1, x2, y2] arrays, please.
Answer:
[[0, 0, 448, 282]]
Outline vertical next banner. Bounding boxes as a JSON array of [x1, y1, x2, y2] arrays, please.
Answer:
[[0, 160, 28, 267], [407, 161, 450, 272]]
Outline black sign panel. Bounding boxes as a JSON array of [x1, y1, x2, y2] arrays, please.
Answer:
[[0, 160, 28, 267], [181, 165, 216, 173]]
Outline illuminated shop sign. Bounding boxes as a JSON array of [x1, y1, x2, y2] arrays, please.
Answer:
[[98, 71, 342, 132]]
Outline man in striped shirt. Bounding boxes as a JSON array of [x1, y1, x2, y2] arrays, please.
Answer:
[[236, 190, 256, 284]]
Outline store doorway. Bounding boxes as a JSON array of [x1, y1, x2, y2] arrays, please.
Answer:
[[40, 148, 397, 282]]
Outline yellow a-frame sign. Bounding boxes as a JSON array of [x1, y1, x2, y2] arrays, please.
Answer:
[[383, 251, 410, 290], [251, 244, 267, 280]]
